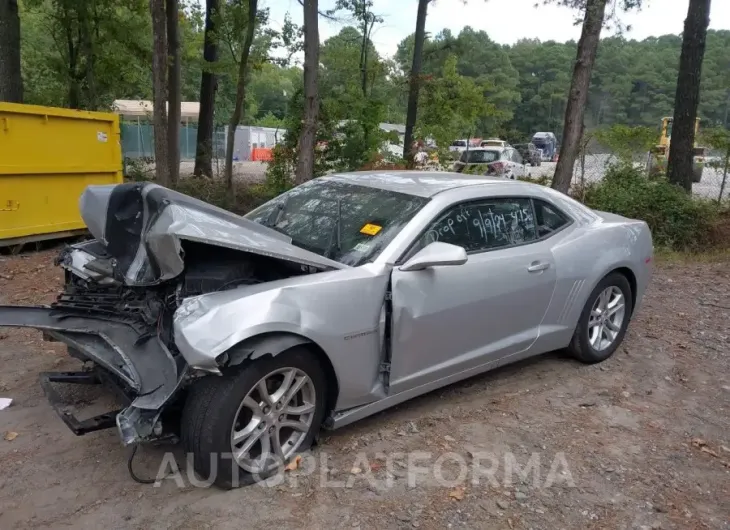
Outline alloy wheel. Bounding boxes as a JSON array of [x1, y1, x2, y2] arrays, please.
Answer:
[[587, 286, 626, 351], [230, 367, 316, 474]]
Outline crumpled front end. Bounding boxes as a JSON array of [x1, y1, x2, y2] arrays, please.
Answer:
[[0, 283, 185, 444], [0, 182, 349, 445]]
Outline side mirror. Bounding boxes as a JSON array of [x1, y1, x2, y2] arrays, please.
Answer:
[[399, 242, 468, 272]]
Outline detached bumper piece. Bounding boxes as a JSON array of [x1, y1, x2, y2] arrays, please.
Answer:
[[39, 371, 126, 435], [0, 305, 184, 444]]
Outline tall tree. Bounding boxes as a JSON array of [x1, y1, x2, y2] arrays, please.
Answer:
[[551, 0, 608, 193], [0, 0, 23, 102], [194, 0, 219, 178], [150, 0, 170, 184], [667, 0, 711, 192], [224, 0, 258, 188], [295, 0, 320, 184], [166, 0, 181, 185], [402, 0, 429, 165]]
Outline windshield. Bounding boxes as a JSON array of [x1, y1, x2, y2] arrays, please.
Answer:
[[451, 140, 466, 147], [244, 179, 429, 266], [460, 149, 500, 163]]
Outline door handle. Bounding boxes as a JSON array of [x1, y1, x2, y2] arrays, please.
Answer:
[[527, 261, 550, 273]]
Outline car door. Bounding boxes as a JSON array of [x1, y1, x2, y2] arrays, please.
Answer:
[[388, 197, 558, 394]]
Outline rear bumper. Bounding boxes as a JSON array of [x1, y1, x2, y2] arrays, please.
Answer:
[[0, 306, 185, 444]]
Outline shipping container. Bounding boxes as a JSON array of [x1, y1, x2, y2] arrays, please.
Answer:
[[0, 103, 122, 248]]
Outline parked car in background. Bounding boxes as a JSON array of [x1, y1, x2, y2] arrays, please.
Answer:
[[449, 139, 469, 154], [514, 143, 542, 167], [453, 146, 528, 179], [480, 138, 510, 148], [532, 132, 558, 161]]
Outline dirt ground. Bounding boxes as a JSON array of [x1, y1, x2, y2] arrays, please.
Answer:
[[0, 249, 728, 530]]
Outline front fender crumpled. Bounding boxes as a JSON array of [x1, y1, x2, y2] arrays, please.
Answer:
[[174, 287, 310, 371], [173, 265, 392, 375]]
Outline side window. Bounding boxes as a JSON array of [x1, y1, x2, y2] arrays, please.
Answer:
[[512, 150, 523, 164], [533, 199, 570, 238], [416, 198, 537, 254]]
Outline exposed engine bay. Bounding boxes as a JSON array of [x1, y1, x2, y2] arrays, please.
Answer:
[[56, 239, 314, 346]]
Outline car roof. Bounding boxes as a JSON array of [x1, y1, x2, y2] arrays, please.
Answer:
[[322, 171, 540, 198]]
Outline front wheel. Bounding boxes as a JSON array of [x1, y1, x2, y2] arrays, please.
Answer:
[[567, 273, 633, 364], [181, 347, 327, 488]]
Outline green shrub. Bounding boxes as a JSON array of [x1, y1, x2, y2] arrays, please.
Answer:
[[172, 178, 274, 216], [123, 157, 154, 181], [519, 173, 552, 186], [583, 164, 722, 251]]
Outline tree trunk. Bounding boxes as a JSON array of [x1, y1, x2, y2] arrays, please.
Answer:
[[403, 0, 429, 166], [194, 0, 219, 178], [166, 0, 181, 185], [0, 0, 24, 103], [551, 0, 607, 194], [79, 2, 98, 110], [64, 8, 82, 110], [150, 0, 170, 185], [294, 0, 320, 185], [667, 0, 711, 193], [224, 0, 258, 189]]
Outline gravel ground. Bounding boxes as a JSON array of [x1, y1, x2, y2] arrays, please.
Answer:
[[0, 250, 729, 530], [138, 161, 268, 184]]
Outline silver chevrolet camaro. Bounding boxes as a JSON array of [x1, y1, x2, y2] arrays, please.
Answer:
[[0, 171, 653, 488]]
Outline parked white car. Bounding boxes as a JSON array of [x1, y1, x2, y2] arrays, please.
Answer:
[[452, 147, 529, 179], [449, 139, 469, 154], [480, 138, 510, 148]]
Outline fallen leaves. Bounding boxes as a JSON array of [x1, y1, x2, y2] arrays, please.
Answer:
[[448, 487, 465, 501], [284, 455, 302, 471], [691, 438, 730, 468], [4, 431, 18, 441]]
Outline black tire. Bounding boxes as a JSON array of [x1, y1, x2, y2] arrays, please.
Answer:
[[567, 272, 633, 364], [181, 346, 327, 489]]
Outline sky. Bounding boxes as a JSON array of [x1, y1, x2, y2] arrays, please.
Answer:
[[261, 0, 730, 59]]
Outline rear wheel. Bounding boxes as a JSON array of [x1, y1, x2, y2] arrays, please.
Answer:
[[181, 347, 327, 488], [568, 273, 633, 363]]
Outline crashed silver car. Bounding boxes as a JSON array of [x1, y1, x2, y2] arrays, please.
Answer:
[[0, 171, 653, 488]]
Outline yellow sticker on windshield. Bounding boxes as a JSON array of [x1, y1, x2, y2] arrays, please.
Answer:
[[360, 223, 382, 236]]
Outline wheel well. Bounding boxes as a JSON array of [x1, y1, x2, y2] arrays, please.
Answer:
[[222, 333, 340, 420], [611, 267, 637, 315], [297, 341, 340, 419]]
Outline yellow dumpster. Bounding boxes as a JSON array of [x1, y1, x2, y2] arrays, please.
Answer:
[[0, 102, 122, 248]]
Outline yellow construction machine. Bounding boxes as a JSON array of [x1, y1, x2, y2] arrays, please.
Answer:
[[648, 117, 707, 183]]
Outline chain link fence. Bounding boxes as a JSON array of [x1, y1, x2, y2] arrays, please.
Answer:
[[528, 144, 729, 202], [120, 122, 272, 182], [120, 122, 227, 160]]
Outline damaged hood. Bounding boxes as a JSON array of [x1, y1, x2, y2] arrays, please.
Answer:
[[80, 182, 347, 286]]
